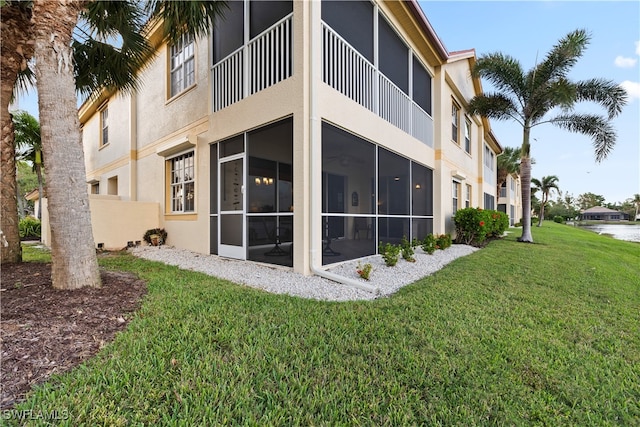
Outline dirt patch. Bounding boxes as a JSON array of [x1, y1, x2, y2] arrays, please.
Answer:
[[0, 262, 147, 409]]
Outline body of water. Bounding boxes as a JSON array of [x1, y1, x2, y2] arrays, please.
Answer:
[[577, 223, 640, 243]]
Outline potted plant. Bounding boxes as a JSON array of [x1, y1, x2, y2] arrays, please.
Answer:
[[143, 228, 167, 246]]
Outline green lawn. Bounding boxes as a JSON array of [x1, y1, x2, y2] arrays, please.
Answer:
[[9, 223, 640, 426]]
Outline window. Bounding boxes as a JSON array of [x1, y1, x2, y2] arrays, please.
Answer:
[[100, 107, 108, 147], [465, 184, 471, 208], [451, 101, 460, 143], [484, 192, 495, 210], [90, 182, 99, 195], [170, 33, 195, 97], [484, 145, 495, 170], [170, 151, 195, 212], [452, 181, 460, 213], [464, 117, 471, 153]]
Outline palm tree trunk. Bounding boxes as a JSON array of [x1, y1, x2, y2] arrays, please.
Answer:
[[1, 113, 21, 263], [538, 201, 545, 227], [33, 0, 101, 289], [0, 4, 34, 264], [518, 126, 534, 242]]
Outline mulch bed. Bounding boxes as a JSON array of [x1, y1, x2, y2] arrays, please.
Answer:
[[0, 262, 147, 409]]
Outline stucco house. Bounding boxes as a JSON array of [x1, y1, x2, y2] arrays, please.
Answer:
[[41, 0, 502, 279], [580, 206, 628, 221]]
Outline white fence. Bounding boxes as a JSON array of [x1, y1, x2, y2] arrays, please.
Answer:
[[322, 23, 433, 148], [212, 15, 293, 112]]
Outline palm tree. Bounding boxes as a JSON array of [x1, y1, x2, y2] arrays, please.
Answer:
[[28, 0, 226, 289], [468, 29, 627, 243], [1, 1, 35, 263], [13, 111, 44, 219], [531, 175, 559, 227], [496, 146, 521, 198]]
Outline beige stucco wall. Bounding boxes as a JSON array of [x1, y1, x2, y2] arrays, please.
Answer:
[[40, 196, 160, 251]]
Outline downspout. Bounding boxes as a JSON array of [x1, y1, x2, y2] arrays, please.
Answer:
[[307, 1, 379, 295]]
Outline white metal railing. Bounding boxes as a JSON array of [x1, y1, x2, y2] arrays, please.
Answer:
[[212, 49, 243, 112], [321, 22, 434, 148], [322, 25, 377, 112], [212, 14, 292, 112]]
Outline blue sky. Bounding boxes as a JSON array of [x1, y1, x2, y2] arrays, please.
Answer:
[[419, 0, 640, 204], [16, 1, 639, 204]]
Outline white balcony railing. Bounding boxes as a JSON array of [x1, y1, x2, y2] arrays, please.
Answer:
[[322, 23, 434, 148], [212, 14, 292, 112]]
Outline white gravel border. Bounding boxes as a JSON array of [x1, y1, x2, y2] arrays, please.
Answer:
[[130, 245, 479, 301]]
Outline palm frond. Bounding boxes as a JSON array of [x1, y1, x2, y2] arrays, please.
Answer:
[[528, 29, 590, 91], [12, 65, 36, 102], [467, 93, 523, 125], [550, 113, 616, 162], [472, 53, 527, 105], [576, 78, 628, 119], [74, 1, 155, 100], [146, 0, 228, 45]]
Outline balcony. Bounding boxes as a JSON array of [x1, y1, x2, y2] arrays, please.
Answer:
[[211, 14, 293, 112], [322, 23, 433, 148]]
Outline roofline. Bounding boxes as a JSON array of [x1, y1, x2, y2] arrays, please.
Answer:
[[406, 0, 449, 61]]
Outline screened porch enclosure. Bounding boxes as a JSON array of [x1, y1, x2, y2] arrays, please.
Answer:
[[321, 122, 433, 266], [210, 118, 294, 268]]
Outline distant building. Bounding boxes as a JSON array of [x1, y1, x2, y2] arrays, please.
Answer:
[[580, 206, 628, 221]]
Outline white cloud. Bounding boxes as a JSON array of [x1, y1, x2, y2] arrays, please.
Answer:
[[614, 56, 637, 68], [636, 40, 640, 56], [621, 80, 640, 100]]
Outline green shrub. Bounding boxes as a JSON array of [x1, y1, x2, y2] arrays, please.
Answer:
[[421, 234, 437, 255], [356, 262, 373, 280], [553, 215, 564, 224], [454, 208, 507, 246], [378, 242, 400, 267], [143, 228, 168, 245], [400, 236, 416, 262], [436, 234, 452, 250], [19, 216, 41, 239], [488, 211, 509, 238]]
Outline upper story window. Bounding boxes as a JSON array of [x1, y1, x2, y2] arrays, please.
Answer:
[[451, 101, 460, 143], [170, 33, 195, 98], [464, 117, 471, 153], [100, 106, 108, 147], [484, 145, 495, 170], [170, 151, 195, 212]]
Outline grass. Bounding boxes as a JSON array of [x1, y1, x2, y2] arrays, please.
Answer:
[[7, 223, 640, 426]]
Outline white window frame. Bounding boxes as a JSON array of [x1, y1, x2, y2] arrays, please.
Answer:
[[451, 101, 460, 144], [465, 184, 471, 208], [170, 33, 196, 98], [464, 117, 471, 153], [169, 151, 196, 213], [452, 180, 460, 213], [100, 106, 109, 147], [484, 145, 495, 170]]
